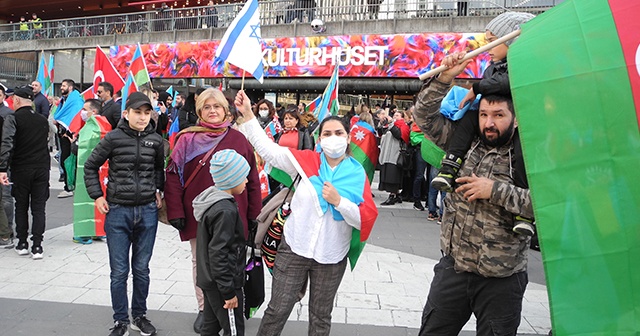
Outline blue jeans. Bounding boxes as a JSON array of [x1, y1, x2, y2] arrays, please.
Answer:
[[428, 166, 446, 216], [105, 202, 158, 323], [412, 150, 428, 201]]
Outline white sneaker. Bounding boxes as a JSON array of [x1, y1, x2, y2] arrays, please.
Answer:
[[31, 246, 43, 260], [57, 190, 74, 198]]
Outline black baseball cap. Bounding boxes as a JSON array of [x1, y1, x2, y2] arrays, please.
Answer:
[[125, 92, 153, 110], [13, 85, 34, 100]]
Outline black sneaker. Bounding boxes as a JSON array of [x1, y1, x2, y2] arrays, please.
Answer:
[[31, 245, 43, 260], [131, 315, 156, 336], [413, 201, 425, 211], [109, 321, 129, 336], [431, 154, 462, 192], [15, 241, 28, 256], [193, 310, 204, 333]]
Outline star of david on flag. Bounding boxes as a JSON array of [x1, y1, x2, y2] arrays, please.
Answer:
[[215, 0, 264, 83]]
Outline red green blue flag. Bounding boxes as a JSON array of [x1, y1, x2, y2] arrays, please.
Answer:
[[121, 71, 138, 112], [349, 120, 379, 184], [509, 0, 640, 334], [311, 64, 340, 124], [305, 95, 321, 114], [287, 149, 378, 270], [130, 43, 151, 87], [53, 90, 83, 130], [73, 115, 113, 238]]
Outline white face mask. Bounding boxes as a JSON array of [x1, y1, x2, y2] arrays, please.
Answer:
[[259, 109, 269, 118], [320, 135, 348, 159], [80, 109, 89, 121]]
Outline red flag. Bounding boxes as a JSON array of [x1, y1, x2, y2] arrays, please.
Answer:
[[81, 86, 96, 100], [93, 46, 125, 95]]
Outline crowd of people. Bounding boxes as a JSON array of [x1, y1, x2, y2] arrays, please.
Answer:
[[0, 11, 541, 336]]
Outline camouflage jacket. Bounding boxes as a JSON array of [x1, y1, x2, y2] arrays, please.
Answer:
[[413, 78, 534, 278]]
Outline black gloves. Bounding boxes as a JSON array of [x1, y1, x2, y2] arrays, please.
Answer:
[[169, 218, 185, 231]]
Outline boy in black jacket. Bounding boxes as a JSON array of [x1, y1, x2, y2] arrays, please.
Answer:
[[84, 92, 164, 336], [192, 149, 250, 336]]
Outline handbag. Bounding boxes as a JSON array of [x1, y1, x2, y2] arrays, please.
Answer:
[[260, 175, 300, 273], [158, 145, 218, 225], [244, 227, 265, 319], [397, 141, 413, 168]]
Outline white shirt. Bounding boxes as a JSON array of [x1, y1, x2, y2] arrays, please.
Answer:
[[240, 118, 361, 264]]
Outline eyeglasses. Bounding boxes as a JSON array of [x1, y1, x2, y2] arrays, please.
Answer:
[[202, 104, 223, 112]]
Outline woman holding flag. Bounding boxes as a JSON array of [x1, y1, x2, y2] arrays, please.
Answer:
[[163, 88, 262, 333], [235, 90, 378, 336]]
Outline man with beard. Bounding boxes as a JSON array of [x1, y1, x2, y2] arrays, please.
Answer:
[[56, 79, 77, 196], [412, 52, 533, 336]]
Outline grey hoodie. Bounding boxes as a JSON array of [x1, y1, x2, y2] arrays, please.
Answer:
[[192, 186, 234, 223]]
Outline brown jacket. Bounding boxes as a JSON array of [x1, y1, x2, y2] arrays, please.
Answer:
[[413, 78, 534, 277]]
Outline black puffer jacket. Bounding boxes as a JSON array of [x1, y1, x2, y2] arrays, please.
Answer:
[[471, 59, 510, 96], [84, 118, 165, 205]]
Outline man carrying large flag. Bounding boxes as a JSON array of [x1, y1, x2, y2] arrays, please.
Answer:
[[215, 0, 264, 83]]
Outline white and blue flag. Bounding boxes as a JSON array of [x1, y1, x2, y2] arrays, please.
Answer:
[[215, 0, 264, 83]]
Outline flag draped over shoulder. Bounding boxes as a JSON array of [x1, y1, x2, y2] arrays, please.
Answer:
[[349, 121, 379, 184], [215, 0, 264, 83], [312, 64, 340, 122], [94, 46, 125, 94], [130, 43, 151, 87], [54, 90, 84, 129], [286, 149, 377, 270], [509, 0, 640, 334], [121, 71, 138, 112], [74, 116, 112, 238]]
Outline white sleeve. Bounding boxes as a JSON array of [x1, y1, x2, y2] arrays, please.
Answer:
[[238, 118, 297, 176], [334, 196, 361, 230]]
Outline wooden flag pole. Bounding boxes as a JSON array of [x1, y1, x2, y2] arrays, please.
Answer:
[[418, 30, 521, 81], [241, 70, 246, 91]]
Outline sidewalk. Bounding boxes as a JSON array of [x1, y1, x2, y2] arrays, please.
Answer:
[[0, 169, 551, 335]]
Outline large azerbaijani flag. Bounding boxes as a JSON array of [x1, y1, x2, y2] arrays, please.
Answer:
[[73, 115, 113, 238], [286, 149, 378, 270], [509, 0, 640, 334], [349, 120, 379, 184], [130, 43, 151, 87]]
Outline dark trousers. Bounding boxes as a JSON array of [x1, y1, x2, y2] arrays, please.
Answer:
[[201, 288, 245, 336], [12, 167, 50, 245], [419, 255, 528, 336], [59, 136, 72, 192], [447, 111, 529, 189], [412, 149, 428, 201]]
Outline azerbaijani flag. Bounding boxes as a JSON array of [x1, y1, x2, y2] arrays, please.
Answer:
[[73, 115, 112, 238], [81, 86, 97, 100], [349, 120, 379, 184], [167, 118, 180, 150], [312, 64, 340, 123], [509, 0, 640, 334], [54, 90, 84, 130], [305, 95, 321, 114], [130, 43, 151, 87], [264, 115, 282, 141], [36, 52, 50, 96], [286, 149, 378, 270], [48, 54, 54, 97], [121, 71, 138, 112]]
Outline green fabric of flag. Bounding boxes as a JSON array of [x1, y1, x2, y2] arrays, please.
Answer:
[[509, 0, 640, 334], [63, 153, 77, 191], [420, 137, 444, 169]]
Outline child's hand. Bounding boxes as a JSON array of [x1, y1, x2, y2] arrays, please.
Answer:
[[223, 296, 238, 309], [96, 196, 109, 214], [459, 88, 476, 109], [155, 191, 162, 208]]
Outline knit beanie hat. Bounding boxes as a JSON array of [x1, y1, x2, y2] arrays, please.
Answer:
[[209, 149, 250, 190], [485, 12, 535, 46]]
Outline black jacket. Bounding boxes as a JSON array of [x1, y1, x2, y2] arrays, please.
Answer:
[[0, 106, 50, 172], [101, 99, 122, 130], [84, 118, 165, 205], [472, 59, 510, 96], [273, 129, 314, 150], [33, 92, 50, 118], [194, 189, 246, 299], [178, 106, 198, 131]]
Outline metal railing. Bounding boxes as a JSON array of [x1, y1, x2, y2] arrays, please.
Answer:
[[0, 56, 37, 81], [0, 0, 562, 42]]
